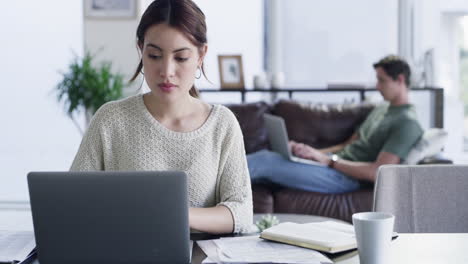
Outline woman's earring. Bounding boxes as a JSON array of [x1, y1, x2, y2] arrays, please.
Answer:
[[195, 66, 202, 79]]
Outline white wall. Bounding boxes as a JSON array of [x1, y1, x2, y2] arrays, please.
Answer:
[[412, 0, 468, 160], [438, 15, 464, 157], [84, 1, 143, 95], [0, 0, 264, 204], [193, 0, 264, 90], [279, 0, 399, 87], [0, 1, 84, 203], [85, 0, 264, 93]]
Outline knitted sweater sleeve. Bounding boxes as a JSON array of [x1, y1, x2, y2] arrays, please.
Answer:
[[217, 109, 253, 233], [69, 106, 107, 171]]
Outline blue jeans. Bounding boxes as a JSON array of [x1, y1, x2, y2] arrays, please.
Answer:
[[247, 150, 361, 194]]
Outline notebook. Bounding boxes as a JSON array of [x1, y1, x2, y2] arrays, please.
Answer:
[[260, 221, 398, 254], [263, 114, 325, 166]]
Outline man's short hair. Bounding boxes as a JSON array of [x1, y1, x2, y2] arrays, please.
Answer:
[[373, 55, 411, 87]]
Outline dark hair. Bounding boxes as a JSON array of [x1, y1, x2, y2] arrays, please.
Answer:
[[373, 55, 411, 87], [130, 0, 208, 98]]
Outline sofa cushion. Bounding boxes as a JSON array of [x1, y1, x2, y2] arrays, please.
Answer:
[[403, 128, 448, 165], [251, 183, 277, 213], [226, 102, 271, 154], [273, 187, 374, 223], [272, 100, 375, 149]]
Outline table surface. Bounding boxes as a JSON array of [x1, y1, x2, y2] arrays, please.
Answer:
[[2, 210, 468, 264], [192, 214, 468, 264]]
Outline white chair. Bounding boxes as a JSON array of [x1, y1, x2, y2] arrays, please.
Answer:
[[373, 165, 468, 233]]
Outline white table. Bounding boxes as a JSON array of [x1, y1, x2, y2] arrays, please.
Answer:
[[335, 233, 468, 264], [3, 211, 468, 263]]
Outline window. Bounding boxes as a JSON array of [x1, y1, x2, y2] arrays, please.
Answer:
[[461, 17, 468, 151]]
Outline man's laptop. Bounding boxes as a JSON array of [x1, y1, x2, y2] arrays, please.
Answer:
[[27, 171, 191, 264], [263, 114, 325, 166]]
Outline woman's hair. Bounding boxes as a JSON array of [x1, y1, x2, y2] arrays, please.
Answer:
[[130, 0, 208, 98]]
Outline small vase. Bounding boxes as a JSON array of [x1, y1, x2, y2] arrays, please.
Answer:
[[271, 72, 285, 89], [253, 73, 268, 89]]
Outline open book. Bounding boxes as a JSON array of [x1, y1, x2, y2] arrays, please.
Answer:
[[260, 221, 358, 254]]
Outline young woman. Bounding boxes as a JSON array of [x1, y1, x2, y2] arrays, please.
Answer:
[[70, 0, 252, 234]]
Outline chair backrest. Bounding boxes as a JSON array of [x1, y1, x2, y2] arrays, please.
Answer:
[[373, 165, 468, 233]]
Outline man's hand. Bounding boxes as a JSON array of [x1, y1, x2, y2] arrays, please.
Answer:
[[289, 141, 330, 165]]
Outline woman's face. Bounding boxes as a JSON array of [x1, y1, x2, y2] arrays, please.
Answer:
[[140, 23, 206, 99]]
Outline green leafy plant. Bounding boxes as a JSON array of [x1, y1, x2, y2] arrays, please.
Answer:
[[255, 214, 280, 232], [56, 50, 124, 134]]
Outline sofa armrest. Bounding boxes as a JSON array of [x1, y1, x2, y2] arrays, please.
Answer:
[[418, 153, 453, 164]]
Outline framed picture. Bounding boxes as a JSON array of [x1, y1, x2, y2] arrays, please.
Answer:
[[84, 0, 137, 19], [218, 55, 245, 89]]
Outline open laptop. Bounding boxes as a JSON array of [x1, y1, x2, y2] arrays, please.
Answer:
[[264, 113, 325, 166], [27, 171, 191, 264]]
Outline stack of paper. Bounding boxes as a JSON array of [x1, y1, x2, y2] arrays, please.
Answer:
[[197, 235, 332, 264], [0, 230, 35, 263]]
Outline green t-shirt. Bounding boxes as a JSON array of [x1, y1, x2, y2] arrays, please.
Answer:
[[337, 103, 423, 162]]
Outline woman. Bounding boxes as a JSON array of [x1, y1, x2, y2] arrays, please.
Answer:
[[70, 0, 252, 234]]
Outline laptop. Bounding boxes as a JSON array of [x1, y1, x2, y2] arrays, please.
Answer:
[[27, 171, 191, 264], [263, 114, 325, 166]]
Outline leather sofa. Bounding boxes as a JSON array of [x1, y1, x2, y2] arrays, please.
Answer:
[[226, 100, 451, 223]]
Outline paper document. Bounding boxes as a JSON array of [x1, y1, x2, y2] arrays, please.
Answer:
[[0, 230, 35, 263], [197, 235, 332, 264], [197, 240, 221, 263]]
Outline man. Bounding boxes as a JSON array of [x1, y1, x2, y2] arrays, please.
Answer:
[[247, 55, 424, 193]]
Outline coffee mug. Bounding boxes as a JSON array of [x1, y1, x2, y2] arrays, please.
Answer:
[[352, 212, 395, 264], [253, 73, 268, 89], [271, 72, 285, 89]]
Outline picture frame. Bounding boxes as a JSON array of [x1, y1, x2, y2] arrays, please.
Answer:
[[84, 0, 137, 19], [218, 55, 245, 89]]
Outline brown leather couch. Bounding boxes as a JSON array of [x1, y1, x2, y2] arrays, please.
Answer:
[[227, 100, 451, 223]]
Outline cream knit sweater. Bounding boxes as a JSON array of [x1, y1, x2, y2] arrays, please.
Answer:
[[70, 94, 253, 233]]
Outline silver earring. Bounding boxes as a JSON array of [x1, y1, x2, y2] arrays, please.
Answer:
[[195, 67, 201, 79]]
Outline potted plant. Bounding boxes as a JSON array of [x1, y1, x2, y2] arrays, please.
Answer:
[[56, 50, 125, 135]]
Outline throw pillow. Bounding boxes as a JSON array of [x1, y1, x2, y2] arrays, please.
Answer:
[[403, 128, 448, 165]]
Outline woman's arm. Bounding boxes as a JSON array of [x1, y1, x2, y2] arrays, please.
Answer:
[[70, 106, 108, 171], [213, 108, 253, 234], [189, 206, 234, 234]]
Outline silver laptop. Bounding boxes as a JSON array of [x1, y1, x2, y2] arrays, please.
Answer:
[[264, 114, 325, 166], [28, 171, 191, 264]]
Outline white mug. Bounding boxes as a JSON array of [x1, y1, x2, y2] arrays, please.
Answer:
[[271, 72, 285, 89], [253, 73, 268, 89], [352, 212, 395, 264]]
